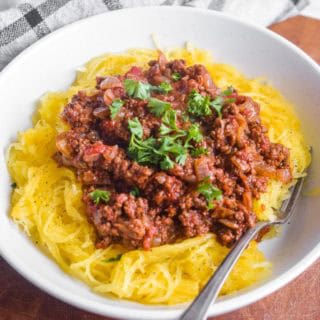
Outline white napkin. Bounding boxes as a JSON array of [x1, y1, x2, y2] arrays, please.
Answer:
[[0, 0, 309, 70]]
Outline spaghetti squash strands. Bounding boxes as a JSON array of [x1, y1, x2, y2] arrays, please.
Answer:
[[7, 48, 310, 304]]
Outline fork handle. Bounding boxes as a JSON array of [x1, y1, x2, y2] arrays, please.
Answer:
[[179, 221, 269, 320]]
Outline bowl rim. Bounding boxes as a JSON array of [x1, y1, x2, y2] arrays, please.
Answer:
[[1, 6, 320, 319]]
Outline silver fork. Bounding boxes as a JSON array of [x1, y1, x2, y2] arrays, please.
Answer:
[[179, 176, 305, 320]]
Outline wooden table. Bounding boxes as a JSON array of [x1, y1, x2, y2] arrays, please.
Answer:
[[1, 15, 320, 320]]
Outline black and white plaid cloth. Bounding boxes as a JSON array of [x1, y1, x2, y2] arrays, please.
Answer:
[[0, 0, 309, 70]]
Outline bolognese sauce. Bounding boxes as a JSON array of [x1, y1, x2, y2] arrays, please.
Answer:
[[54, 53, 292, 250]]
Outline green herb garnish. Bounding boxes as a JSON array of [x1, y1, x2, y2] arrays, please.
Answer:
[[221, 86, 234, 96], [187, 90, 212, 117], [172, 72, 181, 81], [124, 79, 151, 100], [128, 105, 202, 169], [197, 178, 223, 209], [155, 82, 173, 94], [124, 79, 174, 100], [109, 99, 124, 119], [224, 98, 236, 104], [159, 109, 180, 136], [187, 86, 237, 119], [162, 109, 178, 129], [128, 134, 159, 165], [147, 98, 171, 117], [185, 123, 203, 145], [90, 189, 111, 205], [11, 182, 17, 189], [157, 136, 187, 167], [210, 96, 224, 118], [103, 254, 122, 263], [160, 155, 175, 170], [128, 117, 143, 138], [191, 147, 208, 158], [128, 121, 187, 169]]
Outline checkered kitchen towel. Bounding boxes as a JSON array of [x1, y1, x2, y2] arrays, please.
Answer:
[[0, 0, 309, 70]]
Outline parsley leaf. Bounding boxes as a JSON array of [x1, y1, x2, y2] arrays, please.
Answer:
[[172, 72, 181, 81], [162, 109, 178, 130], [155, 82, 173, 94], [186, 123, 203, 144], [123, 79, 136, 96], [158, 136, 185, 155], [109, 99, 124, 119], [187, 87, 237, 119], [224, 98, 236, 104], [124, 79, 151, 100], [11, 182, 17, 189], [128, 135, 158, 165], [191, 147, 208, 158], [127, 103, 201, 169], [134, 82, 151, 100], [159, 124, 172, 136], [103, 254, 122, 263], [157, 136, 187, 167], [221, 86, 234, 96], [160, 109, 187, 137], [128, 117, 143, 138], [176, 152, 188, 165], [160, 155, 175, 170], [90, 189, 111, 205], [148, 98, 171, 117], [188, 90, 212, 117], [159, 109, 181, 135], [130, 186, 140, 197], [210, 96, 224, 118], [197, 178, 223, 209]]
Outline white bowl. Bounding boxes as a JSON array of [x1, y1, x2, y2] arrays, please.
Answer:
[[0, 6, 319, 320]]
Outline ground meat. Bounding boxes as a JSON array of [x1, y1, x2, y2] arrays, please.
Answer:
[[55, 53, 292, 250]]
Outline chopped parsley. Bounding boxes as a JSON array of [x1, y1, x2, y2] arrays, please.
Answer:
[[130, 186, 140, 197], [124, 79, 151, 100], [172, 72, 181, 81], [109, 99, 124, 119], [175, 152, 188, 166], [159, 109, 182, 136], [124, 79, 174, 100], [103, 254, 122, 263], [224, 98, 236, 104], [126, 90, 209, 170], [191, 147, 208, 158], [160, 155, 175, 170], [147, 98, 171, 117], [162, 109, 178, 130], [188, 87, 236, 119], [197, 178, 223, 209], [127, 113, 192, 169], [210, 96, 224, 118], [210, 86, 235, 117], [128, 136, 159, 165], [157, 136, 187, 168], [90, 189, 111, 205], [221, 86, 234, 96], [154, 82, 173, 94], [187, 90, 212, 117], [128, 117, 143, 138], [185, 123, 203, 145]]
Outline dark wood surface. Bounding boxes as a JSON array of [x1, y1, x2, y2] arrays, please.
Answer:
[[1, 15, 320, 320]]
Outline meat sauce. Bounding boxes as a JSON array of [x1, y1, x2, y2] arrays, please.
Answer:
[[54, 53, 292, 250]]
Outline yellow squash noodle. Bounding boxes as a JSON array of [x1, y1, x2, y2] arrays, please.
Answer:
[[7, 48, 310, 305]]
